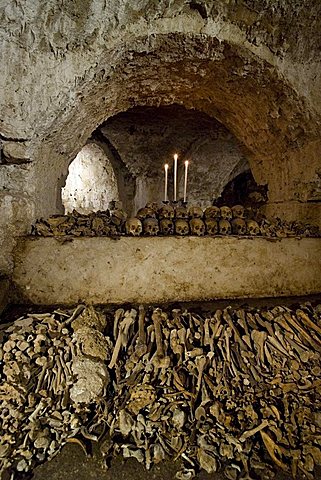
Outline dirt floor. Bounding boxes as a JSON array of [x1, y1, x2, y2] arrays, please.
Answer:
[[31, 443, 297, 480]]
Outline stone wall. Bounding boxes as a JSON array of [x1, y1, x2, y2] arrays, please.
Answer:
[[12, 236, 321, 305], [1, 0, 321, 278], [62, 143, 119, 214]]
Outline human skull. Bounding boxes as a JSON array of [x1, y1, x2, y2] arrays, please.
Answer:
[[175, 219, 189, 236], [190, 218, 205, 236], [246, 219, 260, 236], [125, 218, 142, 236], [231, 205, 245, 219], [231, 218, 246, 235], [159, 218, 174, 235], [137, 207, 155, 220], [91, 217, 105, 235], [145, 202, 159, 214], [188, 206, 203, 219], [220, 206, 232, 221], [143, 218, 159, 236], [219, 219, 231, 235], [245, 207, 256, 220], [111, 209, 127, 226], [175, 206, 189, 220], [204, 206, 220, 220], [108, 224, 119, 236], [158, 204, 174, 219], [205, 219, 218, 235]]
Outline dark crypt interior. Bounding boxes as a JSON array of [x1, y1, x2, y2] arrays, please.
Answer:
[[1, 1, 321, 479]]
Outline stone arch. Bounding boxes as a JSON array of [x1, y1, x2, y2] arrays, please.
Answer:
[[100, 104, 252, 209], [61, 143, 119, 214], [31, 32, 321, 220]]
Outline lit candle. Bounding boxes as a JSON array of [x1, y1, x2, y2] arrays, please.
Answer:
[[174, 153, 178, 201], [164, 163, 169, 202], [183, 160, 189, 203]]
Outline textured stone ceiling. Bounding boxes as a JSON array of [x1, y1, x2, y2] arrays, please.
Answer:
[[98, 104, 249, 208], [100, 105, 248, 177], [1, 0, 321, 275]]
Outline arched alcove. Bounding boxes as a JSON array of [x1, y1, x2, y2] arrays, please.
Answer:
[[61, 143, 119, 214], [31, 32, 321, 221], [99, 104, 253, 210]]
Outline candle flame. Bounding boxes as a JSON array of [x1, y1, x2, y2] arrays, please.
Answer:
[[185, 160, 189, 166], [174, 153, 178, 161], [165, 163, 169, 170]]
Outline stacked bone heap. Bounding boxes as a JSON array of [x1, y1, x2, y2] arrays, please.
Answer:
[[32, 203, 321, 238], [2, 303, 321, 479]]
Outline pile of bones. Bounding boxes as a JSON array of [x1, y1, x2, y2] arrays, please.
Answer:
[[32, 203, 321, 238], [2, 302, 321, 479]]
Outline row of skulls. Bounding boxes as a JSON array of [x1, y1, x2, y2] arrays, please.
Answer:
[[126, 204, 260, 236]]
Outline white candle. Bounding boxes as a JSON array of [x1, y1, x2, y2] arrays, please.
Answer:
[[173, 153, 178, 201], [164, 163, 169, 202], [183, 160, 189, 203]]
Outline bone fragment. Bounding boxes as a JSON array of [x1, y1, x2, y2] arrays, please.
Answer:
[[138, 305, 146, 346], [113, 308, 124, 340], [152, 309, 164, 359], [239, 420, 269, 442]]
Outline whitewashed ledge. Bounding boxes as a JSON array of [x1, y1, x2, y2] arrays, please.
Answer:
[[12, 236, 321, 305]]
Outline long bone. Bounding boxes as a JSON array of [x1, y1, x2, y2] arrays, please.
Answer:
[[223, 309, 248, 350], [195, 356, 207, 395], [152, 309, 164, 359], [239, 419, 269, 442], [251, 330, 267, 365], [113, 308, 125, 341], [170, 329, 184, 364], [138, 305, 146, 346], [283, 312, 321, 352], [35, 360, 48, 393], [62, 305, 85, 326], [109, 310, 136, 368]]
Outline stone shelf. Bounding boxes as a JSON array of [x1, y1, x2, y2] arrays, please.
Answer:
[[12, 236, 321, 305]]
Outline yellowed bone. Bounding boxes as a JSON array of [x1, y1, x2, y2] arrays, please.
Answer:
[[260, 430, 289, 473]]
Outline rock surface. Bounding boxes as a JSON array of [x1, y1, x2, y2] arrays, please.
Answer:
[[1, 0, 321, 277], [12, 236, 321, 305]]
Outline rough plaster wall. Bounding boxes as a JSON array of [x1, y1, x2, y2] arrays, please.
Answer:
[[102, 105, 249, 210], [0, 164, 34, 275], [13, 237, 321, 305], [1, 0, 321, 276], [62, 143, 119, 214]]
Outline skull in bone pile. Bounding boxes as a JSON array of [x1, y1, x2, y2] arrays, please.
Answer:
[[108, 224, 119, 235], [220, 206, 232, 221], [145, 202, 159, 214], [159, 219, 174, 235], [231, 218, 247, 235], [188, 206, 203, 219], [111, 209, 127, 227], [175, 206, 189, 220], [189, 218, 206, 236], [246, 219, 260, 236], [143, 218, 159, 236], [175, 219, 189, 236], [219, 219, 232, 235], [231, 205, 245, 219], [158, 204, 175, 220], [136, 207, 156, 220], [125, 218, 143, 236], [91, 217, 105, 235], [204, 206, 220, 220], [205, 219, 218, 235]]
